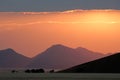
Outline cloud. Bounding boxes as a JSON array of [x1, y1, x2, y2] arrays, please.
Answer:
[[0, 9, 120, 30], [0, 9, 119, 15], [21, 9, 120, 15]]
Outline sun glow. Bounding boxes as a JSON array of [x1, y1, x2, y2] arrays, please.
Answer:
[[0, 10, 120, 57], [72, 10, 120, 31], [87, 14, 117, 24], [77, 10, 119, 24]]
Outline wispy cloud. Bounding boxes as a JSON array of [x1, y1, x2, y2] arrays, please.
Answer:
[[0, 9, 120, 30]]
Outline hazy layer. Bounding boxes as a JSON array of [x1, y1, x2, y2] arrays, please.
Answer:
[[0, 9, 120, 57]]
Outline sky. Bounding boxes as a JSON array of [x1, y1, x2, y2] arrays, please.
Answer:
[[0, 0, 120, 57], [0, 10, 120, 57], [0, 0, 120, 11]]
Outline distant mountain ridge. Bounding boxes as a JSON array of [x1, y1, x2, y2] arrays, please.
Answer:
[[0, 48, 31, 68], [28, 44, 105, 69], [0, 44, 107, 69], [59, 52, 120, 73]]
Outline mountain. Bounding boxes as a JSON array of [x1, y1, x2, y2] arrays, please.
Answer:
[[59, 52, 120, 73], [28, 44, 105, 69], [0, 48, 31, 68]]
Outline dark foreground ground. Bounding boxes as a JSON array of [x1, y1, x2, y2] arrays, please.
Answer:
[[0, 73, 120, 80]]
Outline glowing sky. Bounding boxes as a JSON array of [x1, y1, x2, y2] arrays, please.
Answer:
[[0, 9, 120, 57]]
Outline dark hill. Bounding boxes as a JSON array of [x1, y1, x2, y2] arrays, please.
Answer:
[[59, 52, 120, 73]]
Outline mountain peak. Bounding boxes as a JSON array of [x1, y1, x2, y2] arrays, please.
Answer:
[[0, 48, 16, 54], [47, 44, 74, 51], [30, 44, 105, 69], [0, 48, 31, 68], [75, 47, 93, 53], [75, 47, 102, 55], [51, 44, 67, 48], [4, 48, 14, 51]]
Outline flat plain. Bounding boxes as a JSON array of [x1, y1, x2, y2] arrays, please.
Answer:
[[0, 72, 120, 80]]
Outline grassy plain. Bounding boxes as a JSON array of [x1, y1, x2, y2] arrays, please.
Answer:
[[0, 72, 120, 80]]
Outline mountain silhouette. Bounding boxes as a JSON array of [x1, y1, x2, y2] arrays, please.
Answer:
[[59, 52, 120, 73], [28, 44, 104, 69], [0, 48, 31, 68]]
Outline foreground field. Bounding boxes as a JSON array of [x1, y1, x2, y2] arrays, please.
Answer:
[[0, 73, 120, 80]]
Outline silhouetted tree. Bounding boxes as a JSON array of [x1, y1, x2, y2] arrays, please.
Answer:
[[11, 70, 16, 73], [49, 69, 54, 73], [38, 69, 45, 73], [24, 68, 45, 73], [11, 70, 18, 73], [25, 69, 31, 73], [31, 69, 36, 73]]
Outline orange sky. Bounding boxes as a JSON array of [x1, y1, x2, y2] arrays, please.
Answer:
[[0, 9, 120, 57]]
